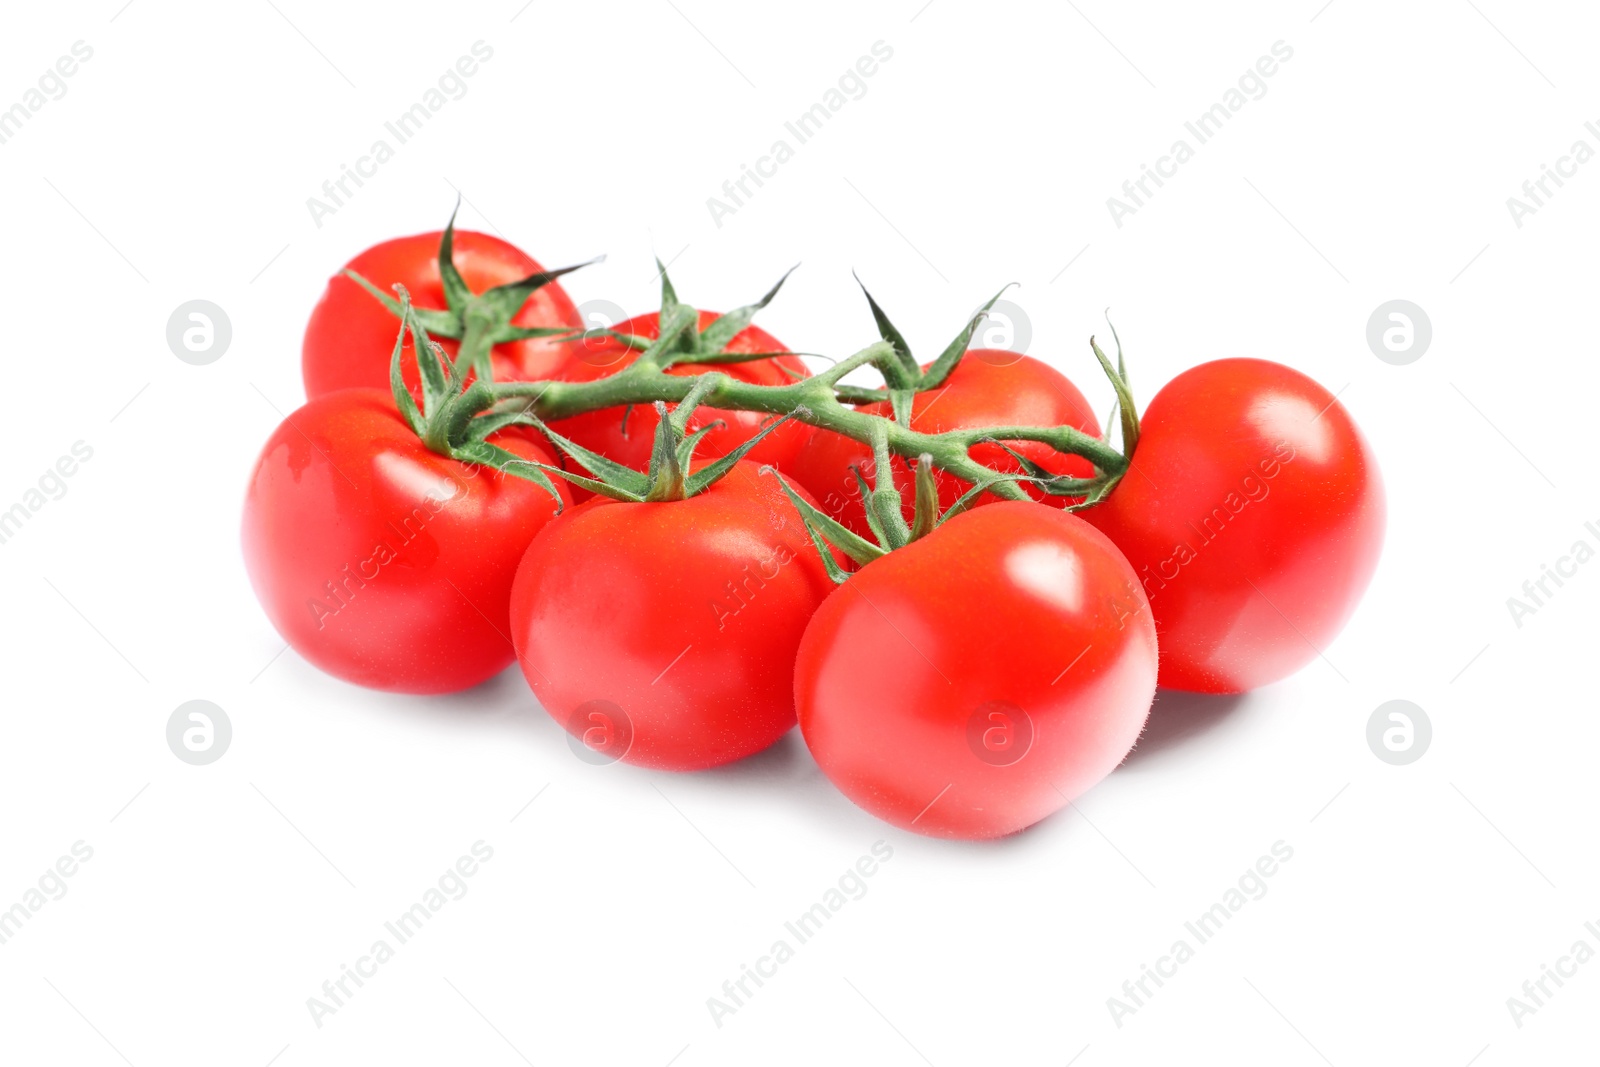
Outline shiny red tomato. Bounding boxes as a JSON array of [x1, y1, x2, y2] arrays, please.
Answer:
[[302, 230, 581, 399], [1081, 358, 1385, 693], [796, 502, 1157, 839], [243, 388, 569, 694], [509, 464, 836, 770], [784, 352, 1101, 538], [550, 310, 812, 475]]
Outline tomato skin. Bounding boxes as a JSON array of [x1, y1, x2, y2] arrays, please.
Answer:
[[784, 352, 1101, 538], [242, 389, 569, 694], [1081, 358, 1385, 693], [795, 502, 1157, 839], [550, 310, 812, 475], [509, 464, 835, 771], [302, 230, 582, 400]]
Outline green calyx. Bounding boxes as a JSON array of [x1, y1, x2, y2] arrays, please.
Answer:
[[514, 378, 802, 505], [346, 200, 598, 384], [386, 286, 566, 509], [1090, 311, 1140, 460], [434, 260, 811, 505], [995, 311, 1141, 510], [590, 258, 803, 374], [764, 448, 1026, 585], [852, 272, 1015, 399], [853, 281, 1144, 512], [751, 298, 1146, 582]]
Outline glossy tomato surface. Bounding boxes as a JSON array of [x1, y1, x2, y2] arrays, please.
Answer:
[[242, 389, 569, 694], [796, 502, 1157, 839], [510, 463, 836, 771], [302, 230, 582, 399], [785, 352, 1101, 538], [550, 310, 812, 475], [1081, 358, 1385, 693]]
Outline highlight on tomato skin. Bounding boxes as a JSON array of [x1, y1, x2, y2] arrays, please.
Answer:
[[783, 352, 1102, 540], [1080, 357, 1386, 694], [508, 462, 837, 771], [301, 229, 584, 400], [794, 501, 1159, 840], [241, 388, 570, 695]]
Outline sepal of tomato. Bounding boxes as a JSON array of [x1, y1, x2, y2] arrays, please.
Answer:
[[785, 352, 1101, 538], [302, 229, 583, 400], [551, 310, 812, 477]]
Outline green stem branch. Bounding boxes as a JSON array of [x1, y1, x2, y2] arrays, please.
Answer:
[[481, 341, 1129, 488]]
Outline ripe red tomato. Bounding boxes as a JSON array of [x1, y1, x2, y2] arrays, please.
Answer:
[[550, 310, 812, 475], [509, 464, 836, 770], [302, 230, 581, 399], [795, 501, 1157, 839], [1081, 358, 1385, 693], [784, 352, 1101, 538], [243, 388, 569, 694]]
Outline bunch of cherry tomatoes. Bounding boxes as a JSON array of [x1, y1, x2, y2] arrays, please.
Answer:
[[242, 218, 1384, 841]]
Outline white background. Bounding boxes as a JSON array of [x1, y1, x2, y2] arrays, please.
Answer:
[[2, 1, 1597, 1064]]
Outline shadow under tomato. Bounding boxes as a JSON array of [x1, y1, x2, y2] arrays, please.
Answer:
[[691, 728, 815, 786], [1117, 687, 1251, 770], [366, 662, 546, 726]]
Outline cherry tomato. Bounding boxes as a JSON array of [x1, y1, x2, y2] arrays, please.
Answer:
[[1081, 358, 1385, 693], [302, 230, 581, 400], [784, 352, 1101, 538], [795, 501, 1157, 839], [243, 388, 570, 694], [550, 310, 812, 475], [509, 464, 836, 771]]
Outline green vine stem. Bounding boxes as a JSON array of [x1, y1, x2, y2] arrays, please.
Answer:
[[476, 341, 1129, 500]]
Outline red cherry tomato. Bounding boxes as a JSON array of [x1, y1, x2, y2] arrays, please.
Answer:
[[243, 389, 569, 694], [795, 501, 1157, 839], [550, 310, 812, 474], [509, 464, 836, 771], [302, 230, 581, 400], [1081, 358, 1385, 693], [784, 352, 1101, 538]]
